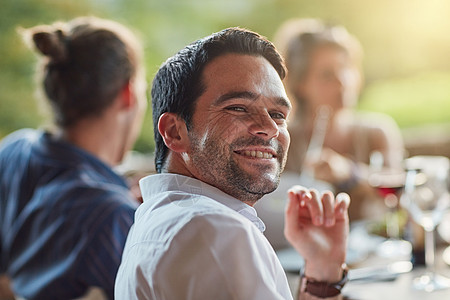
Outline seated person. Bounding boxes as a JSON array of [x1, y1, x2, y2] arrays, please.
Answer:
[[0, 16, 147, 299], [115, 27, 350, 300], [258, 19, 405, 236]]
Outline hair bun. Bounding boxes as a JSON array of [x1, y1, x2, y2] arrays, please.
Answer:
[[32, 28, 67, 63]]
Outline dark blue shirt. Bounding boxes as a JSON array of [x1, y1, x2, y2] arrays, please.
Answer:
[[0, 129, 139, 300]]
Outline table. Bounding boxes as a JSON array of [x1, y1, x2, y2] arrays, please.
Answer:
[[343, 268, 450, 300], [285, 246, 450, 300]]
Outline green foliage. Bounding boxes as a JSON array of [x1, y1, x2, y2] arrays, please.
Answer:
[[0, 0, 96, 134], [359, 72, 450, 129], [1, 0, 450, 154]]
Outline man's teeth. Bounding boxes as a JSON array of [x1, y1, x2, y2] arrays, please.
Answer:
[[243, 150, 273, 158]]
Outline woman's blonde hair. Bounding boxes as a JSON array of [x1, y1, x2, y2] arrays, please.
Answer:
[[273, 18, 363, 107]]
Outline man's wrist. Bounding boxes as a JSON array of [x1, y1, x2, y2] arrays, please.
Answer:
[[303, 261, 345, 282], [299, 264, 348, 298]]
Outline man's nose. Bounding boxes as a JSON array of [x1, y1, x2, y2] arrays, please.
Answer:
[[247, 111, 279, 139]]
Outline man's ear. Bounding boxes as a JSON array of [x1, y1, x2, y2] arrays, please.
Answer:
[[119, 81, 136, 109], [158, 112, 189, 153]]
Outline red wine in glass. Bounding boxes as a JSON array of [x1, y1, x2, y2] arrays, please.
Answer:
[[377, 185, 403, 198]]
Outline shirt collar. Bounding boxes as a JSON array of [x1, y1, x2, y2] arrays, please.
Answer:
[[139, 173, 266, 232]]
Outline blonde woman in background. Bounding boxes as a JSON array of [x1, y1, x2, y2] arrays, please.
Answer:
[[275, 18, 405, 220]]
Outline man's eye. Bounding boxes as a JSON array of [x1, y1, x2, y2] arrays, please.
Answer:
[[225, 106, 246, 112], [270, 112, 286, 120]]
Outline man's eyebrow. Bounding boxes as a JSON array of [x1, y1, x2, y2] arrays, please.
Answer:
[[214, 91, 291, 109], [275, 97, 292, 110], [214, 91, 257, 105]]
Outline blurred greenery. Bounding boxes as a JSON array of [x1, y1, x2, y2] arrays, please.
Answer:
[[359, 72, 450, 128], [1, 0, 450, 154]]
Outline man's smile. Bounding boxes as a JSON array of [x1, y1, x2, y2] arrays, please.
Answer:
[[234, 148, 277, 160]]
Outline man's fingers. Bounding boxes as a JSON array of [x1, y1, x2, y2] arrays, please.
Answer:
[[285, 189, 299, 216], [285, 187, 348, 228], [286, 186, 312, 208], [321, 191, 335, 227], [286, 186, 310, 221], [306, 189, 324, 226], [285, 186, 311, 239], [335, 192, 351, 219]]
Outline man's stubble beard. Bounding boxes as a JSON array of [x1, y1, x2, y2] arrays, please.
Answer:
[[188, 132, 286, 204]]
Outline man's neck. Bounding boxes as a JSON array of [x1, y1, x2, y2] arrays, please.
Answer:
[[58, 117, 123, 167]]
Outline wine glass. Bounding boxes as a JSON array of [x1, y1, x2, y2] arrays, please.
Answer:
[[368, 151, 411, 258], [401, 156, 450, 292], [299, 105, 331, 184]]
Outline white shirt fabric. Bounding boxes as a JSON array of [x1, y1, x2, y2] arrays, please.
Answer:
[[115, 173, 293, 300]]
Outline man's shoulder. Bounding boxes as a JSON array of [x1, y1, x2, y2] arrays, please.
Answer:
[[27, 172, 137, 234], [129, 193, 257, 249], [123, 199, 266, 265], [135, 192, 247, 233], [181, 210, 260, 239], [0, 129, 40, 157], [53, 180, 137, 224], [1, 128, 39, 144]]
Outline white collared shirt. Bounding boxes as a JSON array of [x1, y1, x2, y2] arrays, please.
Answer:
[[115, 173, 293, 300]]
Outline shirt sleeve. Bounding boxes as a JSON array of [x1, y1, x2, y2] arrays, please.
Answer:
[[149, 213, 292, 300]]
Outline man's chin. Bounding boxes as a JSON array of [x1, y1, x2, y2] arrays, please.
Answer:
[[248, 173, 280, 195], [228, 163, 282, 199], [247, 163, 280, 179]]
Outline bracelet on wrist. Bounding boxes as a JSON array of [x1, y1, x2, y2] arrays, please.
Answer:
[[299, 264, 348, 298]]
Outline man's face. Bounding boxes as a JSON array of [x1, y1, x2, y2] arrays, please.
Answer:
[[184, 53, 291, 205]]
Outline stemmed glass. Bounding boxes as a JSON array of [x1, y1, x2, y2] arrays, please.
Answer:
[[400, 156, 450, 292], [368, 151, 411, 258]]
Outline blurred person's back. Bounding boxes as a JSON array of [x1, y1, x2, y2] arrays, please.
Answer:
[[0, 16, 147, 299]]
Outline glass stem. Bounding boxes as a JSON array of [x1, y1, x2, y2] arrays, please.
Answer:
[[386, 208, 399, 239], [424, 227, 436, 274], [384, 194, 400, 239]]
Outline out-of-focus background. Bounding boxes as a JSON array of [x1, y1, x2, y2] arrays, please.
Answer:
[[1, 0, 450, 157]]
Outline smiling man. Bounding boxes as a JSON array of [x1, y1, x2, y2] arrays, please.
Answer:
[[181, 53, 290, 206], [115, 28, 350, 299]]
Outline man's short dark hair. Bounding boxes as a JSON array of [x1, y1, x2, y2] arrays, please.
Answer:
[[151, 27, 286, 173]]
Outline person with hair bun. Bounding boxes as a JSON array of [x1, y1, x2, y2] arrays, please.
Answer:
[[274, 18, 405, 220], [0, 16, 147, 299]]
